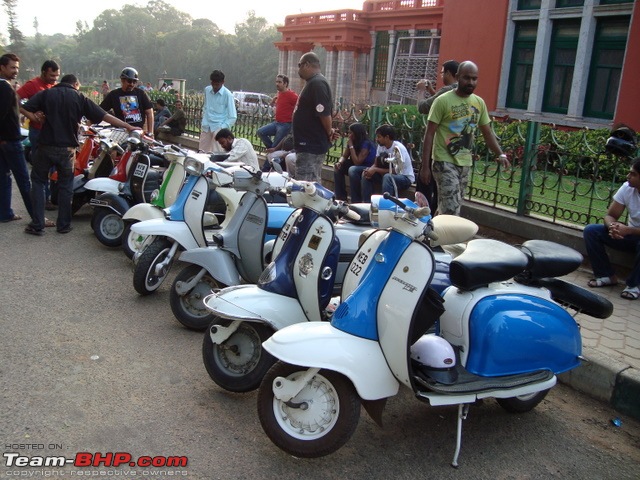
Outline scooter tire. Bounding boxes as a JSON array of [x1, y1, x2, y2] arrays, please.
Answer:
[[93, 208, 125, 247], [202, 319, 276, 392], [122, 221, 149, 260], [133, 238, 173, 295], [257, 362, 361, 458], [496, 389, 550, 413], [170, 265, 223, 330]]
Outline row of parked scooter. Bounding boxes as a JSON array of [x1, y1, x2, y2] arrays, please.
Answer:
[[75, 128, 615, 466]]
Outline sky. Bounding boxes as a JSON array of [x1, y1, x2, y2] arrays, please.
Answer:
[[3, 0, 367, 38]]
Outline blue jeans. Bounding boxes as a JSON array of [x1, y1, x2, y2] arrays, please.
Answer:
[[29, 127, 52, 200], [583, 223, 640, 288], [30, 145, 74, 231], [361, 171, 383, 203], [0, 140, 33, 221], [257, 122, 291, 149], [382, 174, 412, 197]]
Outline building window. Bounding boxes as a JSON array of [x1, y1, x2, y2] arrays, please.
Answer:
[[372, 31, 390, 89], [583, 16, 630, 119], [600, 0, 633, 4], [518, 0, 541, 9], [556, 0, 584, 7], [506, 21, 538, 109], [542, 20, 580, 114]]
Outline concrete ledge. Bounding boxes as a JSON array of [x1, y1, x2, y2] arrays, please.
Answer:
[[612, 367, 640, 419]]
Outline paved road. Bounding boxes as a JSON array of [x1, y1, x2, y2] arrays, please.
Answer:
[[1, 205, 639, 479]]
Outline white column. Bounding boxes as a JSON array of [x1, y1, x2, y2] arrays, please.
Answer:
[[385, 30, 397, 96], [567, 0, 596, 118], [527, 0, 553, 113], [336, 50, 355, 106], [367, 30, 377, 97]]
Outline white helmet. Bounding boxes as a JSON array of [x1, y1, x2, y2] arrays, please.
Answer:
[[410, 335, 458, 385]]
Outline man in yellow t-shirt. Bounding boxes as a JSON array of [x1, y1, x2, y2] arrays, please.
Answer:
[[420, 61, 510, 215]]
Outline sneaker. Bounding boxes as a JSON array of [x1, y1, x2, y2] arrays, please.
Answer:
[[57, 226, 73, 234], [24, 225, 45, 236]]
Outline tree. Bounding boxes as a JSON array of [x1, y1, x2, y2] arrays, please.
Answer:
[[3, 0, 26, 53]]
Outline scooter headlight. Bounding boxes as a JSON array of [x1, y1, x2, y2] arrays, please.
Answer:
[[258, 261, 277, 285], [184, 157, 204, 176]]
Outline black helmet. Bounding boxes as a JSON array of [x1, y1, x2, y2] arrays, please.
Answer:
[[120, 67, 139, 81], [605, 126, 637, 158]]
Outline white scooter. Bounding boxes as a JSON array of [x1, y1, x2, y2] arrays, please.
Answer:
[[168, 167, 294, 330], [203, 182, 477, 393], [130, 158, 291, 296], [256, 192, 613, 466]]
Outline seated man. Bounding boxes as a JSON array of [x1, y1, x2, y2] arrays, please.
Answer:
[[360, 124, 415, 203], [157, 99, 187, 136], [153, 99, 171, 132], [584, 157, 640, 300], [214, 128, 259, 170], [262, 133, 294, 172]]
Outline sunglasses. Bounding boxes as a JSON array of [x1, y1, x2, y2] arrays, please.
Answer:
[[123, 78, 136, 84]]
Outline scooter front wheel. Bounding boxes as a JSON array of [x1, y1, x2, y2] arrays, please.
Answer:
[[170, 265, 224, 330], [122, 222, 151, 260], [133, 238, 173, 295], [93, 208, 125, 247], [496, 389, 550, 413], [203, 319, 276, 392], [257, 362, 361, 458]]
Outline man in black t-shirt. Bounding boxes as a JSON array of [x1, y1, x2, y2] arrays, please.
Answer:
[[22, 74, 140, 235], [100, 67, 154, 135], [292, 52, 336, 182]]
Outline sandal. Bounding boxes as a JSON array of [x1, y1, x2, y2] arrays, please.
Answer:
[[24, 225, 44, 236], [588, 276, 617, 288], [1, 214, 22, 222], [620, 286, 640, 300], [44, 218, 56, 228]]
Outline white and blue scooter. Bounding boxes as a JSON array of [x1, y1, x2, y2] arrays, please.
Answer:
[[130, 157, 292, 296], [256, 192, 613, 466], [202, 181, 477, 393]]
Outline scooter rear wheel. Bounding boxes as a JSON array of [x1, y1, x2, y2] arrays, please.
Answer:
[[170, 265, 223, 330], [496, 389, 550, 413], [257, 362, 361, 458], [133, 238, 173, 295], [93, 208, 125, 247], [203, 319, 276, 392]]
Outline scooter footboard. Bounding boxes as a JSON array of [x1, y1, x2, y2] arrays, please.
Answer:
[[264, 322, 400, 400]]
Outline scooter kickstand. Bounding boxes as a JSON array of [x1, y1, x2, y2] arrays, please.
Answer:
[[451, 403, 470, 468]]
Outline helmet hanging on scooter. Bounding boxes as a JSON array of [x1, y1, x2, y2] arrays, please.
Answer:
[[605, 125, 637, 158]]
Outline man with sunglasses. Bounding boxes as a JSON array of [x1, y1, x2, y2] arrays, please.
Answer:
[[100, 67, 154, 136]]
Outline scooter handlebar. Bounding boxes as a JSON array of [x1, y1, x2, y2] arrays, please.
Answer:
[[382, 192, 431, 219]]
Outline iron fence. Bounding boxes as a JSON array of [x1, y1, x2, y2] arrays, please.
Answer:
[[150, 91, 633, 231]]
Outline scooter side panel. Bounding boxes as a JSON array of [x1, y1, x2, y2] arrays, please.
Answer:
[[264, 322, 400, 400], [205, 285, 307, 331], [466, 294, 582, 376], [178, 247, 242, 287], [90, 192, 131, 216], [130, 218, 199, 250]]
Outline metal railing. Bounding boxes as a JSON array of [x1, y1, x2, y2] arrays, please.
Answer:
[[153, 91, 632, 231]]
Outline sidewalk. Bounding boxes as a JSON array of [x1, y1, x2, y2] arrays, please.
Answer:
[[558, 266, 640, 420]]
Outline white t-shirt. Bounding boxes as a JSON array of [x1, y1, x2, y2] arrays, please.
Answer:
[[226, 138, 259, 170], [612, 181, 640, 227], [376, 140, 415, 182]]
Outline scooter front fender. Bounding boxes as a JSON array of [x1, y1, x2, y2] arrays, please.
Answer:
[[178, 248, 241, 287], [90, 192, 131, 216], [123, 203, 164, 222], [84, 177, 121, 195], [205, 285, 307, 330], [264, 322, 400, 401], [130, 218, 199, 250]]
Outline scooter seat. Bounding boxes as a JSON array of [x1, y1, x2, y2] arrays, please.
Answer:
[[517, 239, 582, 279], [449, 239, 528, 291]]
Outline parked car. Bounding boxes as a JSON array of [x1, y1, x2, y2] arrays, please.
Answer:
[[233, 91, 273, 115]]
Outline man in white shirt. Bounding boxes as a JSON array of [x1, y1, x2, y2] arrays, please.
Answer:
[[214, 129, 259, 170], [360, 124, 415, 202]]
